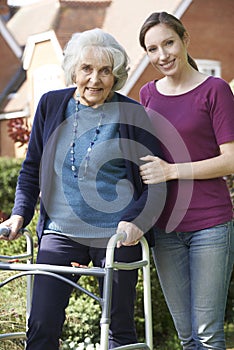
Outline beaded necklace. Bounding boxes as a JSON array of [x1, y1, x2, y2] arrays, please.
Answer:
[[70, 97, 105, 180]]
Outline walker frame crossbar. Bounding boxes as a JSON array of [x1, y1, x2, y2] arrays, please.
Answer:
[[0, 229, 153, 350]]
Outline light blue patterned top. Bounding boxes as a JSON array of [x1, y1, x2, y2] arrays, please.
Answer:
[[44, 93, 134, 239]]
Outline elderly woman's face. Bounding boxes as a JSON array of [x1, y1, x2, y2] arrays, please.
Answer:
[[74, 47, 115, 107]]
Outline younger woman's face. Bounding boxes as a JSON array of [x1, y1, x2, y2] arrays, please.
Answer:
[[144, 23, 189, 76], [74, 47, 115, 107]]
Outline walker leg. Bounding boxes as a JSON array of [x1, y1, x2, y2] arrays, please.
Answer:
[[100, 267, 113, 350], [141, 238, 153, 350], [143, 263, 153, 349]]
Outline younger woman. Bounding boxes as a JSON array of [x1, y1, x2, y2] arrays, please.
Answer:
[[139, 11, 234, 349]]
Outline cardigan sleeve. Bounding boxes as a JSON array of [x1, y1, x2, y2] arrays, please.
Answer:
[[119, 100, 167, 234], [11, 94, 46, 226], [11, 88, 76, 231]]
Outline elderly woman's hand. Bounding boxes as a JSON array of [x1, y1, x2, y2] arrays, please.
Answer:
[[0, 215, 24, 241], [116, 221, 144, 247]]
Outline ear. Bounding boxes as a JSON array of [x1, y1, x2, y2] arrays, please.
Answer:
[[183, 32, 190, 48]]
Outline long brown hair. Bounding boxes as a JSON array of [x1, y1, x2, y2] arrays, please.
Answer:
[[139, 12, 198, 71]]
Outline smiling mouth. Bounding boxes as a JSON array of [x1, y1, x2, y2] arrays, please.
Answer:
[[86, 87, 102, 93], [160, 60, 175, 69]]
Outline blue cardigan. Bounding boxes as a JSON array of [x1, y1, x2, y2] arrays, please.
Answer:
[[12, 87, 166, 244]]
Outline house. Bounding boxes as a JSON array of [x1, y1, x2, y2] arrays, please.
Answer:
[[0, 0, 233, 157]]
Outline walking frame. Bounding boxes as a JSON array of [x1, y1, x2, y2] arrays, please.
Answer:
[[0, 229, 153, 350]]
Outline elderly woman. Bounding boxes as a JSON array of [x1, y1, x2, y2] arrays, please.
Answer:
[[0, 28, 164, 349]]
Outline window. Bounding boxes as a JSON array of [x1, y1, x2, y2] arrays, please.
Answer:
[[195, 59, 221, 77]]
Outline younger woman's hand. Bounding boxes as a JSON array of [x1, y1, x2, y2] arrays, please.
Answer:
[[140, 155, 177, 184]]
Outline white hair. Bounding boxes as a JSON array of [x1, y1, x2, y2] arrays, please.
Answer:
[[62, 28, 129, 91]]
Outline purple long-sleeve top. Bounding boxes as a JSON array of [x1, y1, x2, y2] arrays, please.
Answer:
[[140, 76, 234, 232]]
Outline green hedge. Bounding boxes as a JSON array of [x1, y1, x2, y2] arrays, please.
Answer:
[[0, 157, 23, 219]]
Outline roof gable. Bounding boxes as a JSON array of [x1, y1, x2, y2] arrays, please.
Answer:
[[0, 17, 23, 109], [0, 16, 22, 57], [23, 30, 63, 70]]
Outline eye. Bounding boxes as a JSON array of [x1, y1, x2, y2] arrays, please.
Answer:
[[100, 67, 112, 76], [147, 46, 157, 54], [166, 40, 174, 46], [81, 65, 92, 74]]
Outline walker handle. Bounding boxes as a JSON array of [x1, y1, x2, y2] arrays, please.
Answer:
[[0, 227, 24, 237]]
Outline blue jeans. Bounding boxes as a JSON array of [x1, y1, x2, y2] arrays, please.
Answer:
[[152, 221, 234, 350]]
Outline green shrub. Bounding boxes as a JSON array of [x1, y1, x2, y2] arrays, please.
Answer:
[[0, 157, 23, 219], [61, 276, 101, 348]]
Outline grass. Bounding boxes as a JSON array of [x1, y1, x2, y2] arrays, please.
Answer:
[[0, 271, 27, 350]]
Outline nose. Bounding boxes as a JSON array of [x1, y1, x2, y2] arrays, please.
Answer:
[[158, 47, 169, 60], [89, 70, 100, 82]]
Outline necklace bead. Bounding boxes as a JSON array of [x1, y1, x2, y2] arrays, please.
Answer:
[[70, 99, 105, 180]]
